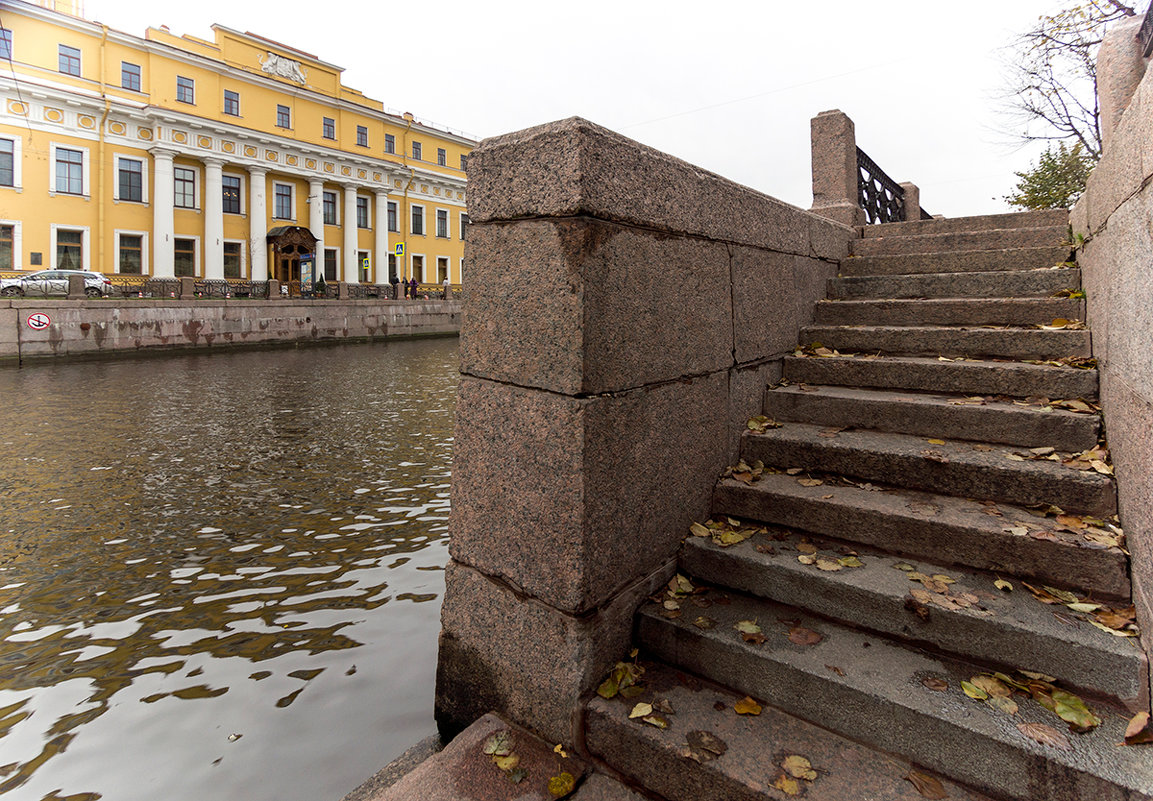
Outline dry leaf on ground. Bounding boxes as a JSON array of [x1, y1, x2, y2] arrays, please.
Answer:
[[905, 770, 948, 799], [734, 696, 762, 715], [1017, 721, 1072, 750]]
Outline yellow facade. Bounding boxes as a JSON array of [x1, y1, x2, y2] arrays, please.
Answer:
[[0, 0, 473, 286]]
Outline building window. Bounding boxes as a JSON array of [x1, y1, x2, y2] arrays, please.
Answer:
[[56, 229, 83, 269], [388, 253, 398, 282], [222, 175, 241, 214], [323, 117, 335, 139], [387, 201, 398, 232], [276, 104, 291, 128], [356, 125, 368, 147], [412, 141, 422, 160], [176, 76, 194, 104], [412, 254, 425, 283], [356, 196, 369, 229], [436, 209, 448, 238], [437, 148, 446, 166], [174, 238, 196, 276], [274, 184, 292, 219], [323, 248, 338, 281], [58, 45, 81, 76], [460, 154, 467, 171], [118, 233, 143, 274], [55, 147, 84, 194], [121, 62, 141, 91], [437, 256, 449, 282], [411, 204, 424, 236], [0, 139, 13, 187], [358, 250, 370, 283], [174, 166, 196, 208], [323, 191, 337, 225], [0, 29, 11, 61], [118, 158, 143, 202], [0, 225, 12, 270], [460, 212, 469, 240], [223, 242, 242, 278], [224, 90, 240, 116], [384, 133, 395, 154]]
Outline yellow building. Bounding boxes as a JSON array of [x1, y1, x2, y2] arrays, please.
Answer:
[[0, 0, 474, 289]]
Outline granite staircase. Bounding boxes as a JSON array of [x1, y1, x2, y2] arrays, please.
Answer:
[[586, 211, 1152, 800]]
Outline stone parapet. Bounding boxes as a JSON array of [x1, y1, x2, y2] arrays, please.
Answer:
[[437, 117, 852, 743], [1072, 20, 1153, 712]]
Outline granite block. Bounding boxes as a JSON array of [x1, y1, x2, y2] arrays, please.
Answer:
[[730, 248, 832, 365], [460, 218, 733, 396], [449, 374, 729, 614], [434, 561, 672, 744], [466, 116, 852, 260]]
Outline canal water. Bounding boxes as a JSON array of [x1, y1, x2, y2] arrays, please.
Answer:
[[0, 338, 459, 801]]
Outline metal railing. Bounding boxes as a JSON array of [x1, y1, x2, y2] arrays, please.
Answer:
[[1139, 1, 1153, 58], [856, 147, 934, 224]]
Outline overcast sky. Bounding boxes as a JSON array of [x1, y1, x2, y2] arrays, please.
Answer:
[[85, 0, 1082, 217]]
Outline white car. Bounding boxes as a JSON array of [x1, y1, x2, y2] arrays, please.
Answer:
[[0, 270, 113, 298]]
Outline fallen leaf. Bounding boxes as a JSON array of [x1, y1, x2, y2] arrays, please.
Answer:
[[927, 438, 947, 445], [686, 729, 728, 757], [693, 616, 716, 630], [1124, 712, 1153, 745], [961, 680, 988, 700], [548, 771, 576, 798], [508, 767, 528, 784], [553, 744, 568, 758], [787, 626, 823, 646], [796, 542, 818, 555], [905, 769, 948, 799], [493, 753, 520, 772], [994, 579, 1014, 592], [734, 696, 762, 715], [905, 594, 931, 621], [826, 664, 846, 677], [782, 755, 817, 781], [642, 714, 670, 729], [1056, 514, 1085, 530], [773, 773, 802, 796], [629, 702, 653, 719], [894, 563, 916, 572], [838, 556, 864, 568], [798, 478, 824, 487], [689, 522, 711, 538], [815, 557, 844, 572], [735, 620, 762, 635], [922, 677, 949, 692], [797, 554, 817, 565], [986, 695, 1020, 716], [747, 415, 782, 433], [1052, 689, 1102, 730], [1017, 721, 1072, 750], [483, 731, 513, 756]]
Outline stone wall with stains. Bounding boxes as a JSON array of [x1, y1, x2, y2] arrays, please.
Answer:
[[0, 299, 461, 362]]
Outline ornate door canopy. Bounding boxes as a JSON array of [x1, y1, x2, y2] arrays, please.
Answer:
[[266, 225, 318, 255]]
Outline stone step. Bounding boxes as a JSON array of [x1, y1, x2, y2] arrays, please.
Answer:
[[782, 354, 1099, 399], [842, 246, 1071, 276], [801, 324, 1091, 361], [762, 385, 1099, 450], [585, 661, 995, 801], [711, 473, 1129, 598], [814, 297, 1083, 327], [681, 534, 1144, 707], [860, 209, 1069, 238], [828, 269, 1081, 300], [852, 225, 1068, 257], [636, 594, 1153, 801], [740, 424, 1116, 515]]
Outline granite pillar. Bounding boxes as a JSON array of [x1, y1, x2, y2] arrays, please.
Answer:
[[810, 109, 865, 227]]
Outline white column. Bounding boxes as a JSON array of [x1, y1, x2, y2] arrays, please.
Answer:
[[203, 158, 225, 280], [308, 179, 325, 272], [150, 147, 176, 277], [374, 189, 389, 284], [249, 167, 268, 281], [342, 184, 358, 283]]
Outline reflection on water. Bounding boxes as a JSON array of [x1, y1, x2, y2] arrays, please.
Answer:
[[0, 339, 458, 801]]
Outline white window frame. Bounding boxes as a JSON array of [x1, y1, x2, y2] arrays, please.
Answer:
[[0, 218, 23, 270], [113, 153, 149, 203], [387, 200, 398, 232], [384, 133, 395, 154], [322, 190, 339, 226], [223, 238, 247, 278], [272, 182, 295, 220], [459, 257, 464, 283], [459, 211, 468, 240], [172, 234, 200, 278], [436, 255, 449, 282], [323, 246, 340, 281], [176, 75, 195, 104], [49, 142, 90, 198], [410, 202, 425, 236], [411, 252, 426, 283], [114, 228, 149, 275], [173, 164, 199, 210], [435, 207, 449, 239], [358, 249, 371, 282], [50, 223, 90, 272], [356, 195, 371, 229], [222, 172, 245, 215], [58, 44, 81, 76], [0, 135, 23, 191]]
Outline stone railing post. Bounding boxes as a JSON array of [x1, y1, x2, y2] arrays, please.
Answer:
[[179, 276, 195, 299], [899, 182, 921, 222], [810, 109, 865, 227], [67, 274, 86, 299], [1097, 14, 1148, 154], [267, 278, 280, 299], [435, 117, 852, 745]]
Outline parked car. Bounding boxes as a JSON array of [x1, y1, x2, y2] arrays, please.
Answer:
[[0, 270, 113, 298]]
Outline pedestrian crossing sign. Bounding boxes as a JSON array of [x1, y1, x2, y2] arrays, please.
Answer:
[[395, 243, 405, 256]]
